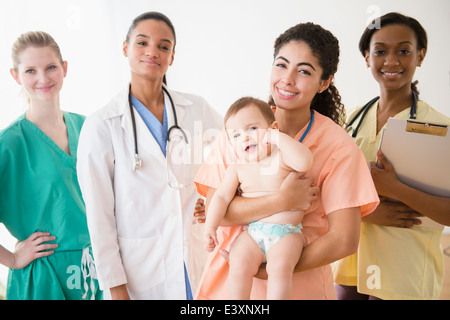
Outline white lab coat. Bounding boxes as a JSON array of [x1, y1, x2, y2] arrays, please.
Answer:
[[77, 85, 222, 299]]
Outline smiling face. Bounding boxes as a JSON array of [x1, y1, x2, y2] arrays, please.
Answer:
[[225, 104, 275, 163], [365, 24, 425, 93], [10, 46, 67, 103], [123, 19, 175, 82], [270, 41, 332, 114]]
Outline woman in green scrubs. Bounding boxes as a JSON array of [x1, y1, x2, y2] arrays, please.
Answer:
[[0, 31, 101, 299]]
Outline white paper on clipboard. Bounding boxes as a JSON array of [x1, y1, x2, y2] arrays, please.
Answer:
[[378, 118, 450, 230]]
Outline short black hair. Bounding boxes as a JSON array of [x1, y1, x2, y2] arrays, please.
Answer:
[[359, 12, 427, 56]]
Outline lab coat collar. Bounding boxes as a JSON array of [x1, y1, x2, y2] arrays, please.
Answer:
[[109, 83, 192, 163], [104, 83, 193, 120]]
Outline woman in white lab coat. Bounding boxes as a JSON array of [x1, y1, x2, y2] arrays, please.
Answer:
[[76, 12, 222, 300]]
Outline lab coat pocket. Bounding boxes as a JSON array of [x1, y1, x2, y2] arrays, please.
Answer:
[[118, 235, 166, 293]]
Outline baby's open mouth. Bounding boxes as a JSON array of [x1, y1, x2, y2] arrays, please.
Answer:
[[245, 144, 257, 152]]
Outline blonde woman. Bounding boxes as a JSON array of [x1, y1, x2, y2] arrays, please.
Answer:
[[0, 31, 101, 300]]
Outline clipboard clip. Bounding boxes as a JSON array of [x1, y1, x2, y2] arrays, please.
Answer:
[[406, 120, 448, 136]]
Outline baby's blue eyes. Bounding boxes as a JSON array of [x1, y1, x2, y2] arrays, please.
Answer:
[[233, 127, 259, 139]]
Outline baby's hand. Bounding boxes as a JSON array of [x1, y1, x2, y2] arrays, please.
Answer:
[[204, 227, 219, 252], [262, 128, 280, 146]]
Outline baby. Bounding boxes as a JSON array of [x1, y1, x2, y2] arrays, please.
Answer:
[[204, 97, 313, 299]]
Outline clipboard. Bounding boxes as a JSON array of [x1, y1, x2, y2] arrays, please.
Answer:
[[378, 118, 450, 230]]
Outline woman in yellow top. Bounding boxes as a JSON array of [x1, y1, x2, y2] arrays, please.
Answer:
[[334, 12, 450, 300]]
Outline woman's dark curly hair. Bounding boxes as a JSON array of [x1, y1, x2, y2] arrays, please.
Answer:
[[268, 22, 345, 126]]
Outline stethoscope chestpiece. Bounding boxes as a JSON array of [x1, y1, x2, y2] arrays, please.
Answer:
[[129, 85, 186, 174], [133, 154, 142, 171]]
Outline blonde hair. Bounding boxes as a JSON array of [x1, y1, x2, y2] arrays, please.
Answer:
[[11, 31, 64, 70]]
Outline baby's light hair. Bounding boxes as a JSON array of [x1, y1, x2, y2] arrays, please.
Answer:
[[225, 97, 275, 128]]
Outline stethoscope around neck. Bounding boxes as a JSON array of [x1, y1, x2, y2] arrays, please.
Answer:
[[128, 84, 190, 188], [346, 91, 418, 138]]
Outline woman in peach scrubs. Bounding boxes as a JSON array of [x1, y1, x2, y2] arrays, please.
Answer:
[[195, 22, 379, 299]]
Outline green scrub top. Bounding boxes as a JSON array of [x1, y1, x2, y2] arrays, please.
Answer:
[[0, 112, 101, 300]]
